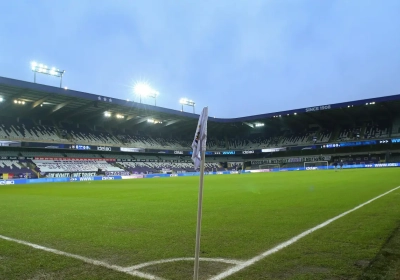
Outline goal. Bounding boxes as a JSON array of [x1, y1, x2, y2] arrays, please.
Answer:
[[259, 164, 280, 170], [304, 161, 329, 170]]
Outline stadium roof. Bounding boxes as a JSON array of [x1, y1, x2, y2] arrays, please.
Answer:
[[0, 76, 399, 136]]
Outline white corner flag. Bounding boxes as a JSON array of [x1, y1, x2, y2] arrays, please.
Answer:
[[191, 107, 208, 169], [192, 106, 208, 280]]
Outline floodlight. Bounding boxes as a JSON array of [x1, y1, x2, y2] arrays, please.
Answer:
[[147, 118, 162, 124], [133, 82, 159, 105], [14, 100, 25, 105], [31, 61, 37, 70], [179, 98, 195, 113], [31, 61, 65, 87]]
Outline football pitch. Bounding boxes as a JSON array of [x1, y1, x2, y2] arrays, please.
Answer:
[[0, 168, 399, 280]]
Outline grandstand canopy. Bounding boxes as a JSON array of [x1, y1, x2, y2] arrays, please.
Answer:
[[0, 76, 399, 137]]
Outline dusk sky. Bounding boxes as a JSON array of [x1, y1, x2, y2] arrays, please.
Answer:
[[1, 0, 399, 118]]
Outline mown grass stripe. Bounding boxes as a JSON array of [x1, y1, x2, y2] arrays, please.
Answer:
[[209, 186, 400, 280]]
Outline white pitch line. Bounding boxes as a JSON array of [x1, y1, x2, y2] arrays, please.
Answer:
[[0, 234, 164, 280], [124, 257, 244, 271], [209, 186, 400, 280]]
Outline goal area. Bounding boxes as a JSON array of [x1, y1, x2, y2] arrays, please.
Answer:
[[259, 164, 280, 170], [304, 161, 329, 170]]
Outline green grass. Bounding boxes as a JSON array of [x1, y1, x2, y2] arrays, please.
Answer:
[[0, 168, 399, 279]]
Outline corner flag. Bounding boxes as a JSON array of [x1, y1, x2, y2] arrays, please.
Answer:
[[192, 107, 208, 280], [191, 107, 208, 169]]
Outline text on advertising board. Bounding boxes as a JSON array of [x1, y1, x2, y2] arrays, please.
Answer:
[[120, 147, 144, 152], [305, 104, 331, 113], [97, 146, 112, 151]]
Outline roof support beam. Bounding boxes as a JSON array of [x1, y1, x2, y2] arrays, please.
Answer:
[[63, 102, 95, 119], [31, 95, 52, 109], [127, 117, 148, 126], [125, 115, 136, 121], [162, 119, 180, 127], [46, 101, 72, 116], [83, 106, 114, 122]]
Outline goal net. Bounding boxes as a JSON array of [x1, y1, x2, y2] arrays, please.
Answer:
[[304, 161, 329, 170], [259, 164, 280, 170]]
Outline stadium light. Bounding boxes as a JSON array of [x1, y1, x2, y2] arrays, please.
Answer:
[[133, 82, 159, 105], [179, 98, 195, 113], [31, 61, 65, 88], [14, 100, 25, 105], [147, 118, 162, 124]]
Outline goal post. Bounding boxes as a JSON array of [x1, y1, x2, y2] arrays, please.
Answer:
[[304, 161, 329, 170], [259, 163, 280, 170]]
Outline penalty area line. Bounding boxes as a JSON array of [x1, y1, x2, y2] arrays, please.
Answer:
[[0, 234, 163, 280], [209, 185, 400, 280]]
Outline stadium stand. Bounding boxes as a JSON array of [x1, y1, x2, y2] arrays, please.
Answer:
[[60, 123, 121, 145], [0, 160, 33, 177], [114, 134, 192, 149], [118, 161, 221, 174], [391, 118, 400, 136], [20, 151, 65, 157], [388, 153, 400, 163], [33, 159, 124, 173], [0, 117, 397, 151], [0, 150, 20, 157], [0, 119, 63, 142], [101, 153, 134, 159], [64, 152, 103, 158], [0, 76, 400, 178], [364, 121, 390, 139]]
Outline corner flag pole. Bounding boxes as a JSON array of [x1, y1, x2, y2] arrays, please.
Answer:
[[193, 150, 206, 280], [191, 106, 208, 280]]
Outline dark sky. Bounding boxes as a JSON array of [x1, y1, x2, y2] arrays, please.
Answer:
[[1, 0, 399, 118]]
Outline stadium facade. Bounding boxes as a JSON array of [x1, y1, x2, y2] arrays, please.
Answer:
[[0, 76, 399, 179]]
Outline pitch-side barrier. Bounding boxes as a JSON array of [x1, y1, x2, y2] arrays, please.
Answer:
[[1, 163, 399, 185]]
